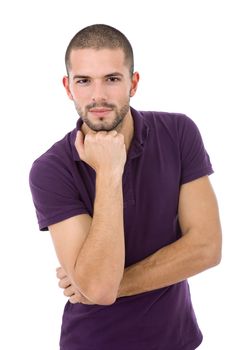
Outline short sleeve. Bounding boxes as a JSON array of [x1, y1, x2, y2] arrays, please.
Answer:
[[29, 158, 88, 231], [178, 115, 214, 185]]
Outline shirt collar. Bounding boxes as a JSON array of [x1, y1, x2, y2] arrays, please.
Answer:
[[127, 107, 149, 160], [71, 106, 149, 162]]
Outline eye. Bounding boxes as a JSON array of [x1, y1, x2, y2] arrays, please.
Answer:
[[106, 76, 121, 83], [75, 79, 90, 85]]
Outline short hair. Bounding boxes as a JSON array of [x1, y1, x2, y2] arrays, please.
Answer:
[[65, 24, 134, 76]]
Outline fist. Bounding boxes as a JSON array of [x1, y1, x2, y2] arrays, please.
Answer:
[[75, 130, 126, 176]]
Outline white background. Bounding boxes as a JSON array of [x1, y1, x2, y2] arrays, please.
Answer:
[[0, 0, 232, 349]]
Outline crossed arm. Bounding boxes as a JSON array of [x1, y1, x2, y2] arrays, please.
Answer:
[[52, 175, 222, 305]]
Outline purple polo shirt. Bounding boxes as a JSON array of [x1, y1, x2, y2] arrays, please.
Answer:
[[29, 107, 213, 350]]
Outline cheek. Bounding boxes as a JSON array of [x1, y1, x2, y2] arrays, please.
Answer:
[[113, 86, 131, 100], [71, 87, 87, 103]]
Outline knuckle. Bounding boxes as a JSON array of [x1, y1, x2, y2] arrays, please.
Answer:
[[59, 280, 66, 288], [69, 295, 78, 304], [96, 133, 105, 140], [85, 134, 92, 142], [69, 297, 76, 304]]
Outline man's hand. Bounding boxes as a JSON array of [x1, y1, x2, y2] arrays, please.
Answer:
[[56, 267, 95, 305], [75, 130, 126, 176]]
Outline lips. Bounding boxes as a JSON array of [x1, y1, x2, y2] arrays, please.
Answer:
[[89, 108, 112, 113], [89, 108, 113, 118]]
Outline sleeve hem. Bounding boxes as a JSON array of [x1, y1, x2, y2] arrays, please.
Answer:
[[38, 208, 90, 231], [181, 167, 214, 185]]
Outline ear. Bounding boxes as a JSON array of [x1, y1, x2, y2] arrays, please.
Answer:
[[63, 76, 74, 101], [130, 72, 140, 97]]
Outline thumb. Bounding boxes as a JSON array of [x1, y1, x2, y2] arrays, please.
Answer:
[[75, 130, 85, 160]]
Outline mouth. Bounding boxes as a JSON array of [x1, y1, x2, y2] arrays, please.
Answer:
[[89, 108, 113, 116]]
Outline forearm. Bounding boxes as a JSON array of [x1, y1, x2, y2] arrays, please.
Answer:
[[75, 172, 125, 304], [118, 230, 220, 298]]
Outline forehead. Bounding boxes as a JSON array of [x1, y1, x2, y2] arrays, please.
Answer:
[[68, 48, 128, 77]]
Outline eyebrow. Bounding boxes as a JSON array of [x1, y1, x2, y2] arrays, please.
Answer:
[[72, 72, 124, 80]]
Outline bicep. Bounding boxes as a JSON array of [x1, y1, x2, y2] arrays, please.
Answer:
[[178, 176, 222, 247], [49, 214, 92, 276]]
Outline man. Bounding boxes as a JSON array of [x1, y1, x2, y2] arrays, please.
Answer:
[[29, 24, 222, 349]]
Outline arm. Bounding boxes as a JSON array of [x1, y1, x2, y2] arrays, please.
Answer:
[[117, 176, 222, 298], [49, 130, 126, 305]]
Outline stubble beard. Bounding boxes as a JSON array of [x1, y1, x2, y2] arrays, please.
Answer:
[[75, 100, 130, 132]]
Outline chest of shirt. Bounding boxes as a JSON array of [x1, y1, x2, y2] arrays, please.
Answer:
[[72, 138, 181, 266]]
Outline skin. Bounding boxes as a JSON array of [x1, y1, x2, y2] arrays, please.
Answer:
[[51, 47, 222, 305], [50, 48, 140, 305], [63, 48, 139, 149]]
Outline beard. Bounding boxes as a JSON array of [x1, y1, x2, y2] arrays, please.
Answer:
[[74, 99, 130, 132]]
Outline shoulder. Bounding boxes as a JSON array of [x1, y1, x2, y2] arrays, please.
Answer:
[[139, 110, 194, 129], [138, 109, 199, 144], [29, 128, 76, 185]]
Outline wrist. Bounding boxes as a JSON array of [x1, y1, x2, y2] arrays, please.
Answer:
[[96, 169, 123, 186]]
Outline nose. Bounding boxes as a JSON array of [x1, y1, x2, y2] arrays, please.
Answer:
[[91, 81, 107, 103]]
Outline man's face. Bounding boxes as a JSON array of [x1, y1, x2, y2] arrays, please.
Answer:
[[64, 48, 138, 132]]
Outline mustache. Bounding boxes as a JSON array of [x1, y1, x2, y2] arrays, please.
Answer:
[[86, 102, 116, 110]]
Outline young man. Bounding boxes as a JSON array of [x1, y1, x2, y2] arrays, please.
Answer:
[[29, 24, 222, 349]]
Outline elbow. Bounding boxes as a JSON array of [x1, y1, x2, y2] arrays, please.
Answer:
[[89, 278, 120, 305], [94, 291, 117, 306], [74, 272, 119, 305], [85, 284, 118, 305], [204, 238, 222, 268], [210, 246, 222, 267], [73, 263, 123, 306]]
